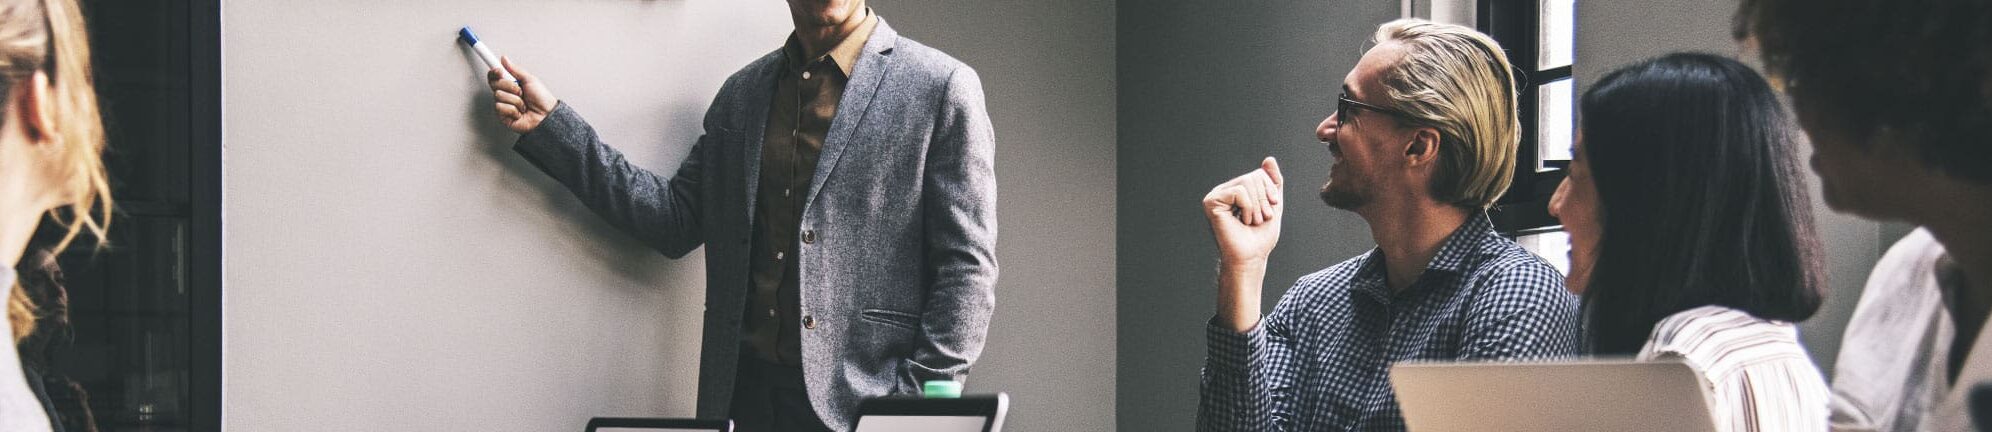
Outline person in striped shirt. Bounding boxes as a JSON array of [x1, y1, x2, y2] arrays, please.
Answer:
[[1547, 53, 1829, 431]]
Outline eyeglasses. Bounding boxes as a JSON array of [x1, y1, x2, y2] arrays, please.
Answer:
[[1337, 93, 1412, 125]]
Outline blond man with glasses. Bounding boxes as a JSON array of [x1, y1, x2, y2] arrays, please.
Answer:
[[1195, 18, 1580, 431]]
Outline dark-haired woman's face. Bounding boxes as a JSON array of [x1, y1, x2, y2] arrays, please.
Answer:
[[1549, 132, 1601, 295]]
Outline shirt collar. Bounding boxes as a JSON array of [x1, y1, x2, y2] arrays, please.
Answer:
[[780, 7, 878, 78], [1350, 212, 1499, 297]]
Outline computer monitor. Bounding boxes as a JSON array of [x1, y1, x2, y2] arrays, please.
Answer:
[[1390, 359, 1717, 432], [852, 393, 1008, 432], [584, 417, 732, 432]]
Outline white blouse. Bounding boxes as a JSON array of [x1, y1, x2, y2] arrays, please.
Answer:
[[1, 267, 52, 431], [1639, 305, 1830, 432]]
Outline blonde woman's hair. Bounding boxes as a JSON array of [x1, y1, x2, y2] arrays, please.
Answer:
[[1, 0, 111, 343], [1370, 18, 1520, 210]]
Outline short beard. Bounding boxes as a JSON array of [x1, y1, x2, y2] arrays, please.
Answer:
[[1319, 181, 1369, 210]]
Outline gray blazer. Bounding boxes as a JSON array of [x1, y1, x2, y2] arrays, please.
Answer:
[[512, 20, 997, 431]]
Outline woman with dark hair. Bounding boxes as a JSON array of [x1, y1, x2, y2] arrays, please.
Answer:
[[1549, 52, 1828, 431]]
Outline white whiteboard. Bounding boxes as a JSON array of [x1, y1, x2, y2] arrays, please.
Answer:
[[221, 1, 790, 430]]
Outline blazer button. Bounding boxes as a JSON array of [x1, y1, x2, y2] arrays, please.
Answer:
[[802, 230, 816, 244], [803, 315, 817, 330]]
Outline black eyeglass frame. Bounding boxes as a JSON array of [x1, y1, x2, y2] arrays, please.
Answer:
[[1337, 93, 1414, 125]]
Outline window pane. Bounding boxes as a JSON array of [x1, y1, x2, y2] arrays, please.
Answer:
[[1537, 78, 1574, 171], [1538, 0, 1575, 69]]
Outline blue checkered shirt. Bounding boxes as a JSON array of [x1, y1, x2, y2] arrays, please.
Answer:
[[1198, 213, 1582, 431]]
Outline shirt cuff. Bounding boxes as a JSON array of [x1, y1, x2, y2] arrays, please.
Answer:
[[1205, 316, 1265, 375]]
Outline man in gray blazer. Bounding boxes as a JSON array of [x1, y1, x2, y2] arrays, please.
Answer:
[[481, 2, 997, 431]]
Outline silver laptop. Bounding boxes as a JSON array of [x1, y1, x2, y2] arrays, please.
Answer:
[[852, 393, 1008, 432], [1389, 359, 1717, 432], [584, 417, 730, 432]]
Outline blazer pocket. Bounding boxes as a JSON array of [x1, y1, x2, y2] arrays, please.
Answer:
[[859, 309, 922, 332]]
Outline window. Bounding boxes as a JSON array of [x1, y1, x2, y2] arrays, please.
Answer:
[[20, 1, 222, 430], [1479, 0, 1574, 236]]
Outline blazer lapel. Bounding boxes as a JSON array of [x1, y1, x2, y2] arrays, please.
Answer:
[[739, 51, 782, 228], [803, 19, 900, 213]]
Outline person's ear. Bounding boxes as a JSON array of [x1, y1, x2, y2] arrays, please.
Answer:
[[12, 71, 54, 144], [1403, 127, 1441, 167]]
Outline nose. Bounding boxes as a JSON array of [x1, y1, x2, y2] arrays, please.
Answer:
[[1317, 114, 1339, 143], [1548, 176, 1570, 220]]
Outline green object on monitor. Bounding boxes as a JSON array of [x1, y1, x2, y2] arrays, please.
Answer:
[[922, 380, 962, 398]]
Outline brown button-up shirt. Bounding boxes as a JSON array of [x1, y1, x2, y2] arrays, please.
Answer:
[[744, 10, 877, 367]]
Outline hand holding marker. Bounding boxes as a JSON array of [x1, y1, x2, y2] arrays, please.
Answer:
[[462, 26, 558, 134], [459, 26, 514, 84]]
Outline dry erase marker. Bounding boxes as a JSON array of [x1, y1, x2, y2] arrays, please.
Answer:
[[458, 26, 516, 84]]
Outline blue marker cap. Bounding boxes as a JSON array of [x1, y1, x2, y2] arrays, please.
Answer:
[[458, 26, 481, 45]]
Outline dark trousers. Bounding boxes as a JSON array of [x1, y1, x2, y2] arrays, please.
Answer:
[[728, 354, 832, 432]]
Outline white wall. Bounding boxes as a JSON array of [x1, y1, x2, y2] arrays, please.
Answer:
[[221, 0, 1119, 430], [224, 1, 786, 430]]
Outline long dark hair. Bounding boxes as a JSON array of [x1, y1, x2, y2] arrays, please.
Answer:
[[1578, 52, 1825, 355]]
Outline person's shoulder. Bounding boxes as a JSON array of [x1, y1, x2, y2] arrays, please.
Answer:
[[1865, 227, 1949, 294], [1465, 237, 1567, 294], [1645, 305, 1804, 360], [719, 49, 786, 91], [1655, 305, 1788, 335], [884, 32, 973, 80]]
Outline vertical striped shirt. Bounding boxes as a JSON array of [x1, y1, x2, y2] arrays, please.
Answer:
[[1638, 305, 1830, 432]]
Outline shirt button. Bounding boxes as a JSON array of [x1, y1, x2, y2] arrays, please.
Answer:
[[802, 70, 812, 80], [803, 315, 817, 329], [783, 188, 791, 197], [802, 230, 816, 244], [775, 251, 785, 261], [767, 308, 778, 318]]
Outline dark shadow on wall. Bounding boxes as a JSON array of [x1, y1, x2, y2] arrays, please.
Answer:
[[455, 41, 689, 289]]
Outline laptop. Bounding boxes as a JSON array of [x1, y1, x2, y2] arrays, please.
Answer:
[[584, 417, 732, 432], [852, 393, 1009, 432], [1389, 359, 1717, 432]]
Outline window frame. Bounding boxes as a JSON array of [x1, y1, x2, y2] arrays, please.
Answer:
[[1479, 0, 1574, 235]]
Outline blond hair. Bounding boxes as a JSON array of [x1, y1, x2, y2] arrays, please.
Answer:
[[1371, 18, 1520, 209], [2, 0, 110, 343]]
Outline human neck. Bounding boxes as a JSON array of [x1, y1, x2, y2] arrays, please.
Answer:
[[1920, 183, 1992, 318], [1361, 198, 1471, 292], [793, 5, 868, 58], [0, 195, 40, 268]]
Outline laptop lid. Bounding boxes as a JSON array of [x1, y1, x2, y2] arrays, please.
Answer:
[[853, 393, 1008, 432], [584, 417, 732, 432], [1389, 359, 1717, 432]]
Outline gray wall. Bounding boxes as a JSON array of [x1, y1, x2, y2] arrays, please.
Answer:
[[1117, 2, 1400, 431], [1575, 0, 1880, 377], [222, 0, 1115, 430]]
